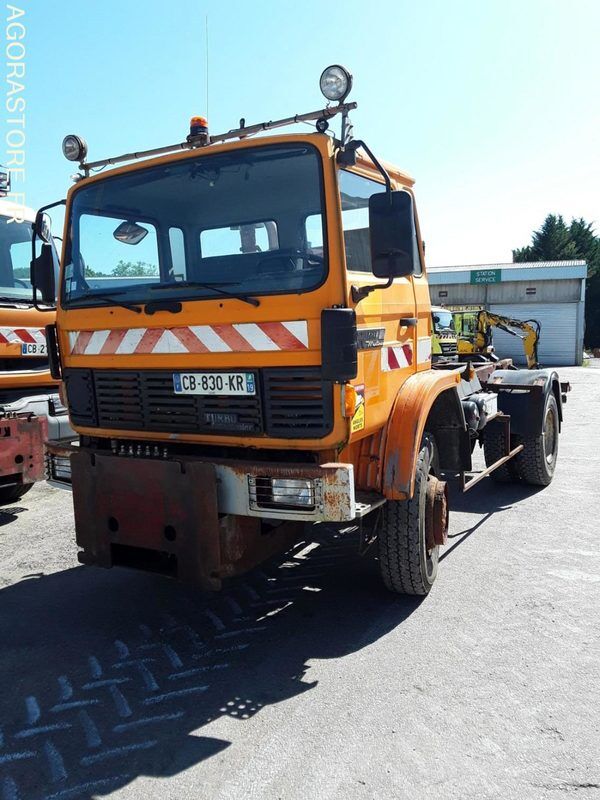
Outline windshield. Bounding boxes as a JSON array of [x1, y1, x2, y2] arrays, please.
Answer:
[[432, 310, 455, 333], [63, 143, 327, 307], [0, 214, 36, 302]]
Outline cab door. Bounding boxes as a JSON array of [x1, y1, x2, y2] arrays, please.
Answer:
[[411, 198, 433, 371], [339, 169, 418, 437]]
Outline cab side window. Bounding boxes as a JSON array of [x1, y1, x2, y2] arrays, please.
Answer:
[[339, 170, 379, 273], [339, 169, 423, 276]]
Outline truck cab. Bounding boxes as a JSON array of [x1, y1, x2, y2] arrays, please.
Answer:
[[0, 194, 72, 502], [431, 306, 458, 361], [38, 66, 566, 594]]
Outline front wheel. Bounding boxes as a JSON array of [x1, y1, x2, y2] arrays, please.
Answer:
[[378, 435, 439, 595]]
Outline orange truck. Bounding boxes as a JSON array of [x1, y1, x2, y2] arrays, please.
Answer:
[[36, 66, 568, 594], [0, 180, 72, 504]]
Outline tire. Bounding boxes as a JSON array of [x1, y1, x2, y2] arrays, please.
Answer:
[[483, 422, 520, 483], [0, 482, 33, 506], [378, 434, 439, 595], [512, 394, 559, 486]]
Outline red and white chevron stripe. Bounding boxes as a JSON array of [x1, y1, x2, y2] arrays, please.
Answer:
[[381, 343, 413, 371], [0, 327, 46, 345], [68, 321, 309, 356]]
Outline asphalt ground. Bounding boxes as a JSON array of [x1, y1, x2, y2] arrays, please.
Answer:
[[0, 365, 597, 800]]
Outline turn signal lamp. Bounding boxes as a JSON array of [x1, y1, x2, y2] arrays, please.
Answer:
[[343, 384, 358, 418]]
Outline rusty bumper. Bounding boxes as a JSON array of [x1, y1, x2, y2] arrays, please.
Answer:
[[70, 452, 345, 589], [51, 445, 356, 522], [0, 413, 47, 487]]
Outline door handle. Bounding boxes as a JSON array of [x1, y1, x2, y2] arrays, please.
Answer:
[[400, 317, 418, 327]]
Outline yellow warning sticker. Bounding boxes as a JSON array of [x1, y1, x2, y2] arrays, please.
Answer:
[[351, 385, 365, 433]]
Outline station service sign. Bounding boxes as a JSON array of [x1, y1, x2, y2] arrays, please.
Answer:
[[470, 269, 502, 285]]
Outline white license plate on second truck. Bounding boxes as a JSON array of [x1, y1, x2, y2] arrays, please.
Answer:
[[173, 372, 256, 396], [21, 342, 47, 357]]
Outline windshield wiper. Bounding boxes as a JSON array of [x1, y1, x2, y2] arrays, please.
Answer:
[[0, 296, 33, 307], [150, 280, 260, 307], [71, 293, 143, 314]]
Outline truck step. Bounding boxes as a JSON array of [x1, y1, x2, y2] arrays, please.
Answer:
[[354, 492, 387, 518]]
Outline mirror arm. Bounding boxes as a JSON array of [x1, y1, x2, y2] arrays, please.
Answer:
[[337, 139, 392, 197], [32, 198, 66, 240], [351, 275, 393, 304]]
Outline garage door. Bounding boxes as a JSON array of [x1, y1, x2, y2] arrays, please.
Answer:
[[488, 303, 579, 366]]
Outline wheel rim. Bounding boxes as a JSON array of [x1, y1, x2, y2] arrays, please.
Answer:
[[422, 445, 440, 582], [425, 542, 439, 580], [543, 404, 558, 466]]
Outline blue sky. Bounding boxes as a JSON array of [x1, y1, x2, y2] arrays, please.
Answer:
[[9, 0, 600, 266]]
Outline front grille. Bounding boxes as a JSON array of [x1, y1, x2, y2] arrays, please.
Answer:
[[64, 366, 332, 439], [93, 371, 262, 434], [263, 368, 333, 438], [440, 342, 457, 354]]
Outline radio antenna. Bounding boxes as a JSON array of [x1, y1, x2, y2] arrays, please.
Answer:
[[205, 15, 209, 118]]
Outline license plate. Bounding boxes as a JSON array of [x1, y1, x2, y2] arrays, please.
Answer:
[[21, 342, 47, 357], [173, 372, 256, 396]]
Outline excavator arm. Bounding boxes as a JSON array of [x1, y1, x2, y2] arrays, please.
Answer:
[[476, 311, 541, 369]]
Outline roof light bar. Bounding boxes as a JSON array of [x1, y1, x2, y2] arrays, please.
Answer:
[[77, 102, 357, 176]]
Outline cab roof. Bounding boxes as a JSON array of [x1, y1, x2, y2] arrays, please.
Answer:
[[70, 132, 415, 194]]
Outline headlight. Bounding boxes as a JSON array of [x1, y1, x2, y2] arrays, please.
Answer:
[[271, 478, 314, 507], [319, 64, 353, 102], [248, 475, 318, 512], [62, 134, 88, 162]]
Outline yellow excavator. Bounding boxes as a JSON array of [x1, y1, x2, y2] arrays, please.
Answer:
[[453, 310, 541, 369]]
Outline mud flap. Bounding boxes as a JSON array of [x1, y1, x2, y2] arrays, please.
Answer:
[[71, 452, 221, 591]]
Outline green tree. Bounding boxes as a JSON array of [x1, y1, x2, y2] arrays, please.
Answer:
[[111, 260, 158, 277], [513, 214, 600, 349], [570, 218, 600, 276], [513, 215, 579, 262], [82, 261, 158, 278]]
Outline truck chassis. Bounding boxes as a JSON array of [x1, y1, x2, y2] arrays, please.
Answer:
[[46, 359, 568, 592]]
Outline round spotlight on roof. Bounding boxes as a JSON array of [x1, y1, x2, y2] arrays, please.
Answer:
[[319, 64, 353, 103], [62, 134, 88, 163]]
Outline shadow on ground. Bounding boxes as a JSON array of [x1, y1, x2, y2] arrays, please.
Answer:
[[0, 532, 421, 799], [0, 474, 543, 799], [0, 505, 28, 529]]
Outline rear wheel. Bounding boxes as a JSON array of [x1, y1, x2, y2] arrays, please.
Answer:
[[378, 435, 439, 595], [513, 394, 559, 486], [483, 422, 520, 483], [0, 483, 33, 506]]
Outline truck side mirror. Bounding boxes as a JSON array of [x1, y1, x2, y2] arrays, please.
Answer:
[[369, 190, 415, 279], [33, 210, 53, 243], [31, 244, 56, 305]]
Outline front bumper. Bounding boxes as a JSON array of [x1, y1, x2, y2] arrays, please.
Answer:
[[66, 450, 358, 589], [47, 444, 357, 523], [0, 412, 47, 487], [0, 394, 75, 490]]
